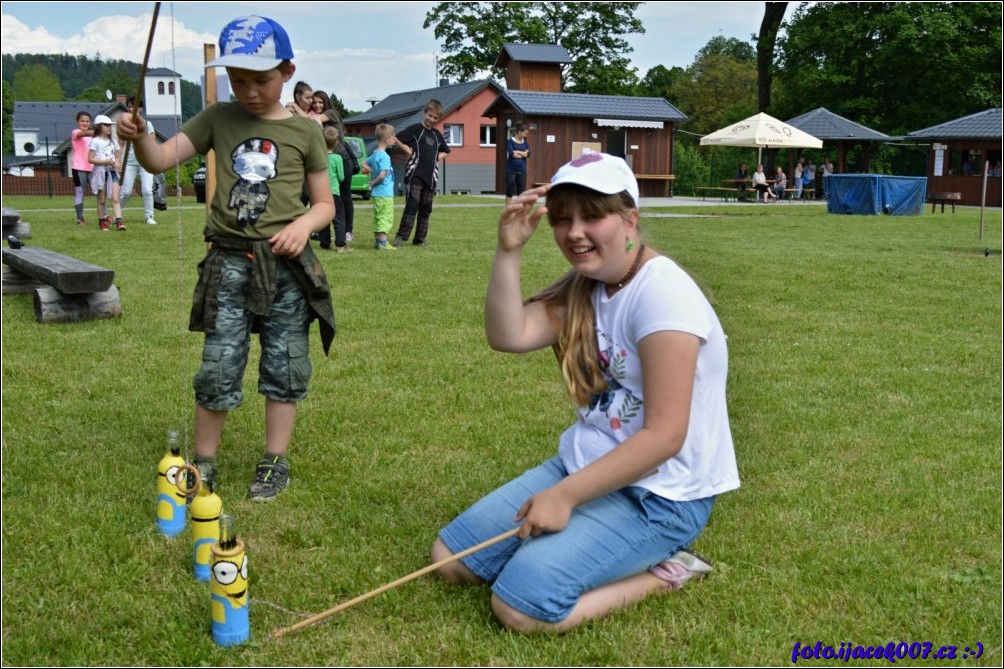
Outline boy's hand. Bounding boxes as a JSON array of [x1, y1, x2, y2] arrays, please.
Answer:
[[117, 114, 147, 142], [269, 218, 314, 258]]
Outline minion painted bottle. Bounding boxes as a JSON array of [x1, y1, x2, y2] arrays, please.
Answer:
[[156, 430, 186, 537], [190, 473, 222, 581], [210, 514, 249, 646]]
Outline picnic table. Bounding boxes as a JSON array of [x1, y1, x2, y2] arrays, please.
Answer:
[[928, 191, 962, 213]]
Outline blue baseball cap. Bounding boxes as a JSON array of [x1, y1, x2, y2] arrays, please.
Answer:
[[206, 16, 294, 71]]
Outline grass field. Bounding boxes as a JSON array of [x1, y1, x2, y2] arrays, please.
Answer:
[[2, 194, 1001, 666]]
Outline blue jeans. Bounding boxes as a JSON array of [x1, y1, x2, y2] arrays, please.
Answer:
[[439, 457, 715, 622]]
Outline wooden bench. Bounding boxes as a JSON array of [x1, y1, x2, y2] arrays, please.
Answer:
[[2, 247, 121, 323], [2, 207, 32, 240], [694, 187, 740, 201], [928, 191, 962, 213], [634, 174, 675, 197]]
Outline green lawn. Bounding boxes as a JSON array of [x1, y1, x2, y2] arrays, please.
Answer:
[[2, 194, 1001, 666]]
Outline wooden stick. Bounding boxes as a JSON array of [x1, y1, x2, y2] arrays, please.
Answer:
[[120, 2, 161, 169], [271, 527, 521, 639]]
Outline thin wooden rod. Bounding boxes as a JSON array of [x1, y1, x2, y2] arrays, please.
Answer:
[[120, 2, 161, 168], [271, 527, 521, 639]]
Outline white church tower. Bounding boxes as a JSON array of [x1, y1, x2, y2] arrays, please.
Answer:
[[143, 67, 182, 116]]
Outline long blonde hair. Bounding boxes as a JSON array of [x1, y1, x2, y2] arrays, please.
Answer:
[[527, 185, 637, 406]]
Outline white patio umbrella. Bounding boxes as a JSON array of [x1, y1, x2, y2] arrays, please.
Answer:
[[700, 112, 823, 163]]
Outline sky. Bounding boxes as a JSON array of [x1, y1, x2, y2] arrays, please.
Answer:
[[1, 1, 783, 113]]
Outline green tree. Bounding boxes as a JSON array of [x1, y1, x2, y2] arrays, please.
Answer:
[[424, 2, 644, 95], [671, 50, 758, 135], [637, 64, 686, 100], [100, 63, 138, 100], [696, 36, 756, 64], [324, 90, 357, 120], [2, 85, 14, 155], [774, 2, 1003, 134], [12, 63, 63, 102]]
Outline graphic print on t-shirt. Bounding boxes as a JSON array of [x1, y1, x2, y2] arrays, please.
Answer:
[[229, 138, 278, 228]]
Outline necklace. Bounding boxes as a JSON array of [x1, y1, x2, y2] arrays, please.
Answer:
[[606, 244, 646, 290]]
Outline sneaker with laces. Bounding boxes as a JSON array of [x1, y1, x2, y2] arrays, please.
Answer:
[[116, 220, 127, 231], [99, 220, 110, 231], [649, 549, 713, 590], [76, 218, 86, 226], [391, 237, 405, 248], [146, 217, 157, 225], [335, 246, 354, 254], [375, 241, 397, 251], [248, 456, 290, 502]]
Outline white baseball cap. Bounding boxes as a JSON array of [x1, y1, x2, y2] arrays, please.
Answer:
[[93, 115, 113, 126], [206, 16, 294, 71], [550, 152, 640, 207]]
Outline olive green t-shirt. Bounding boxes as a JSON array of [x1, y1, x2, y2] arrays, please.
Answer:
[[182, 103, 328, 240]]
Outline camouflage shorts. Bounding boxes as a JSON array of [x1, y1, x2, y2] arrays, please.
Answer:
[[193, 254, 312, 410]]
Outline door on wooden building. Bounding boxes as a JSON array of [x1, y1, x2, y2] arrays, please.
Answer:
[[606, 130, 626, 159]]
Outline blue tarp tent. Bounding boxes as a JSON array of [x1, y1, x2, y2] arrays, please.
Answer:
[[824, 175, 928, 215]]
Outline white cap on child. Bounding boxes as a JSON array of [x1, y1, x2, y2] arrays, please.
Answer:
[[549, 152, 640, 208]]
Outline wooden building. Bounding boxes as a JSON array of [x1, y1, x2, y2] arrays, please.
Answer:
[[486, 44, 687, 197], [905, 108, 1002, 207]]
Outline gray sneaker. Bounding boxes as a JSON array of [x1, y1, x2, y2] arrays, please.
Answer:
[[248, 456, 289, 502]]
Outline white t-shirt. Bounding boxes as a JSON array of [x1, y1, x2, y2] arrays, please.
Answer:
[[88, 136, 118, 165], [557, 256, 741, 501]]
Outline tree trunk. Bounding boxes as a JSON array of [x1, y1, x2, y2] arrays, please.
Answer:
[[757, 2, 789, 112]]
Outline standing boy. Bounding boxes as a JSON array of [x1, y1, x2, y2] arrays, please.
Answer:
[[392, 99, 450, 248], [318, 126, 351, 253], [117, 15, 336, 502], [365, 123, 404, 251]]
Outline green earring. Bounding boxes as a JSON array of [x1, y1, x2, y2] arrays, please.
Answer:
[[627, 238, 635, 252]]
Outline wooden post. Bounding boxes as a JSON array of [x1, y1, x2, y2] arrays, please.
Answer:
[[980, 161, 989, 241], [203, 44, 217, 217]]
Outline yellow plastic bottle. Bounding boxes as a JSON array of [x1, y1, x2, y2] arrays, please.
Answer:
[[190, 474, 222, 581], [155, 430, 186, 537]]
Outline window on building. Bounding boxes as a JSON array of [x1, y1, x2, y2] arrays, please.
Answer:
[[480, 125, 497, 147], [443, 124, 464, 147], [157, 82, 165, 95], [168, 81, 175, 95]]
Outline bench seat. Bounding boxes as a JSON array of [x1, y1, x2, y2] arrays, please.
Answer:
[[2, 248, 114, 294], [927, 191, 962, 213]]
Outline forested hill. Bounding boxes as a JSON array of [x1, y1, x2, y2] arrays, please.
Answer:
[[3, 52, 202, 121]]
